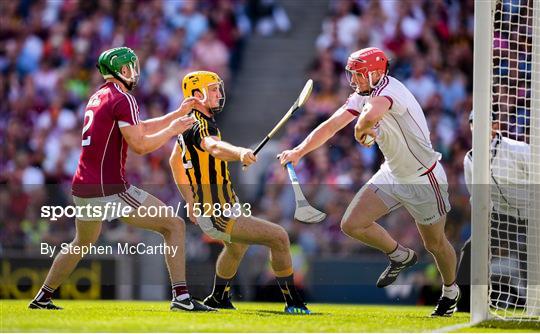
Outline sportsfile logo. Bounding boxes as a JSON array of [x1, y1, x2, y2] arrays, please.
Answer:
[[40, 202, 252, 221], [40, 202, 180, 221]]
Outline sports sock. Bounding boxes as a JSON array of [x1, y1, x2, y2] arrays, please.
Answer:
[[442, 282, 459, 300], [34, 284, 54, 303], [211, 273, 233, 301], [275, 272, 303, 307], [387, 243, 410, 263], [172, 281, 190, 301]]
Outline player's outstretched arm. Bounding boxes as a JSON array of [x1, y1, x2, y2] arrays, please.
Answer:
[[169, 142, 197, 224], [278, 107, 356, 166], [201, 136, 257, 166], [140, 97, 204, 134], [121, 115, 195, 155], [354, 96, 391, 141]]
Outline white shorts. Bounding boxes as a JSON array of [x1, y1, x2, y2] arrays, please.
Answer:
[[72, 186, 149, 222], [367, 162, 451, 225]]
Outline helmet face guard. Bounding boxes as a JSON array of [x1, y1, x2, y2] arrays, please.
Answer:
[[118, 57, 140, 89], [182, 71, 226, 114], [345, 68, 366, 95], [203, 80, 226, 114]]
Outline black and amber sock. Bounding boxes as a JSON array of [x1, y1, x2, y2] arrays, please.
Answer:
[[211, 273, 233, 301], [275, 267, 304, 307]]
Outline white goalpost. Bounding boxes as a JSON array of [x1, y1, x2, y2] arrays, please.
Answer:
[[527, 0, 540, 319], [471, 0, 493, 323], [472, 0, 540, 322]]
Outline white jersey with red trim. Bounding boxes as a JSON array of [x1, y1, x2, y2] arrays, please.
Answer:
[[345, 75, 441, 181]]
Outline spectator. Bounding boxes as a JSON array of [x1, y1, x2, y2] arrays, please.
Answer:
[[247, 0, 290, 37], [191, 29, 230, 82], [405, 60, 437, 107]]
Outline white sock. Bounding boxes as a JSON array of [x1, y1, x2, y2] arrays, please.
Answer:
[[174, 293, 190, 301], [442, 283, 459, 299], [387, 244, 410, 263]]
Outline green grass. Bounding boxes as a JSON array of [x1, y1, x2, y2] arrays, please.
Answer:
[[1, 300, 538, 332], [456, 320, 540, 333]]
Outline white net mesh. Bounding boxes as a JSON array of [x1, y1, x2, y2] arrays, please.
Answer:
[[490, 0, 540, 321]]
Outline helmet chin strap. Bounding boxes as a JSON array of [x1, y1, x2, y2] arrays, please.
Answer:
[[200, 87, 209, 105], [368, 71, 385, 89], [101, 63, 136, 91], [355, 72, 385, 96], [194, 88, 218, 115], [200, 87, 217, 114], [117, 63, 138, 90]]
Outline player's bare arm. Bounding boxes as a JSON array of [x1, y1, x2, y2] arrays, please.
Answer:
[[278, 107, 356, 166], [201, 136, 257, 166], [354, 96, 391, 146], [169, 142, 197, 224], [120, 115, 195, 155], [140, 97, 204, 134]]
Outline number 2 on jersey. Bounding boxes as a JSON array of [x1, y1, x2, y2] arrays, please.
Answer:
[[177, 135, 193, 169], [81, 110, 94, 147]]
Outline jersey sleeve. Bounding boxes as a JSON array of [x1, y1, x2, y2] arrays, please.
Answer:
[[374, 78, 407, 115], [343, 93, 367, 117], [192, 115, 219, 149], [114, 93, 140, 127]]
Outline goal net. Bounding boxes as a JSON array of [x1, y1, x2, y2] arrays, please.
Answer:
[[473, 0, 540, 322]]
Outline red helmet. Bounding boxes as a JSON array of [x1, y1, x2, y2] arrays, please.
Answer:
[[346, 47, 388, 77], [345, 47, 388, 94]]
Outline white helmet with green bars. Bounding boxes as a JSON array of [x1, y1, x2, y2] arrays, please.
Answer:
[[97, 47, 140, 90]]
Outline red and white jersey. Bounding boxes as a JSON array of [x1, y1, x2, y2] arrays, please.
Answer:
[[72, 82, 140, 197], [345, 75, 441, 181]]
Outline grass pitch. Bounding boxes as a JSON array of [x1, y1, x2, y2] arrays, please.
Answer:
[[2, 300, 539, 332]]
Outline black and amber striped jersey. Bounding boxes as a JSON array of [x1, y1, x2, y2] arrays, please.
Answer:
[[177, 111, 237, 206]]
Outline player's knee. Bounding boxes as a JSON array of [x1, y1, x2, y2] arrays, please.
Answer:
[[74, 230, 100, 246], [340, 218, 354, 236], [341, 218, 362, 236], [341, 218, 373, 239], [423, 237, 445, 255], [271, 227, 290, 251], [160, 217, 185, 238], [73, 234, 99, 248]]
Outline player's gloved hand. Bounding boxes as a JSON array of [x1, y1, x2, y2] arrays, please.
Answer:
[[277, 149, 301, 167], [177, 97, 206, 116], [239, 148, 257, 166], [169, 115, 195, 135]]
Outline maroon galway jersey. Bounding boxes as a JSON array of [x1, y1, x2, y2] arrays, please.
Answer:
[[72, 82, 140, 197]]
